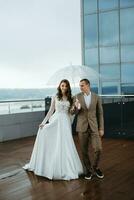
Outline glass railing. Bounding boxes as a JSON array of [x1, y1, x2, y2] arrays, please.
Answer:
[[0, 99, 46, 115], [72, 95, 134, 138], [101, 95, 134, 138], [0, 95, 134, 114], [101, 94, 134, 104], [0, 95, 134, 138]]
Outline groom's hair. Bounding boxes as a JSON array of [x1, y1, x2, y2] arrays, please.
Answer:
[[80, 79, 90, 86]]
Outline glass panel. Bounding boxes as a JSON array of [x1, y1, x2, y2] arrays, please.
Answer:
[[84, 14, 98, 48], [121, 63, 134, 83], [0, 100, 45, 115], [99, 11, 119, 45], [100, 46, 119, 63], [102, 96, 122, 138], [121, 45, 134, 62], [0, 103, 10, 115], [120, 0, 134, 8], [102, 81, 120, 94], [84, 0, 97, 14], [121, 84, 134, 94], [82, 62, 98, 72], [85, 48, 98, 65], [99, 0, 118, 11], [120, 8, 134, 44], [100, 64, 120, 80], [92, 83, 98, 94]]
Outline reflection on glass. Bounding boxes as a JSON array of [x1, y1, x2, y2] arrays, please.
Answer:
[[84, 14, 98, 48], [121, 45, 134, 62], [100, 46, 119, 63], [99, 11, 119, 46], [102, 81, 119, 94], [99, 0, 118, 11], [121, 84, 134, 94], [92, 83, 98, 94], [121, 63, 134, 83], [120, 0, 134, 8], [84, 0, 97, 14], [84, 65, 99, 76], [120, 8, 134, 44], [100, 64, 120, 80], [85, 48, 98, 65]]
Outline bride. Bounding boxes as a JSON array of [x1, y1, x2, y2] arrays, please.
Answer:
[[23, 79, 83, 180]]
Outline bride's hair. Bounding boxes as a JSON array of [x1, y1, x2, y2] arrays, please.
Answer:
[[57, 79, 73, 106]]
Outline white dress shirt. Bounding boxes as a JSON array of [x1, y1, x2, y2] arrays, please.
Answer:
[[83, 91, 91, 109]]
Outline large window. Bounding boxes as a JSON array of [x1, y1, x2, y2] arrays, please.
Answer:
[[100, 46, 119, 64], [121, 45, 134, 62], [102, 81, 120, 94], [120, 0, 134, 8], [121, 64, 134, 83], [100, 64, 120, 80], [84, 0, 97, 14], [84, 14, 98, 48], [85, 48, 98, 65], [120, 8, 134, 44], [99, 11, 119, 46], [99, 0, 118, 11], [82, 0, 134, 95], [121, 83, 134, 94]]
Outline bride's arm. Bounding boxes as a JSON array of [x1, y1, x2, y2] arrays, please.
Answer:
[[39, 96, 55, 128]]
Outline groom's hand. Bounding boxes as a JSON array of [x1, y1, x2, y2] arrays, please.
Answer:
[[74, 99, 81, 110]]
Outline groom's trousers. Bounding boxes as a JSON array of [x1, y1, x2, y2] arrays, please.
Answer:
[[78, 127, 102, 173]]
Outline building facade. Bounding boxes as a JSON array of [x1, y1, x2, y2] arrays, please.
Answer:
[[81, 0, 134, 94]]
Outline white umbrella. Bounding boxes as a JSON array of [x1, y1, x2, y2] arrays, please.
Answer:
[[46, 65, 100, 87]]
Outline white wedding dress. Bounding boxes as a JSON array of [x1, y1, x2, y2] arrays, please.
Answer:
[[23, 96, 83, 180]]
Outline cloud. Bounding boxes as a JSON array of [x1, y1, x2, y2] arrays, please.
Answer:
[[0, 0, 81, 88]]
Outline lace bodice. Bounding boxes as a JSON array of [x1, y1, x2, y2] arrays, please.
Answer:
[[55, 98, 70, 113], [42, 96, 70, 125]]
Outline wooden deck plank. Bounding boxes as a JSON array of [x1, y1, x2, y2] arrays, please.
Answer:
[[0, 136, 134, 200]]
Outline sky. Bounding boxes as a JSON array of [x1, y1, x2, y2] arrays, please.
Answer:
[[0, 0, 81, 88]]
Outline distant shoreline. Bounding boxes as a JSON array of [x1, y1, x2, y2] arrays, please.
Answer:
[[0, 86, 133, 101]]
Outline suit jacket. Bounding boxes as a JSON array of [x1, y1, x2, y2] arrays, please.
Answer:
[[74, 92, 104, 133]]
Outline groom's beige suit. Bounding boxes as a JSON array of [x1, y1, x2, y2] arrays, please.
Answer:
[[74, 92, 104, 173]]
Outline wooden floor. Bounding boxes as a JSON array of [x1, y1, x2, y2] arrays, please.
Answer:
[[0, 135, 134, 200]]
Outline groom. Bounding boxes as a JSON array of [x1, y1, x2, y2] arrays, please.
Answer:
[[74, 79, 104, 180]]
